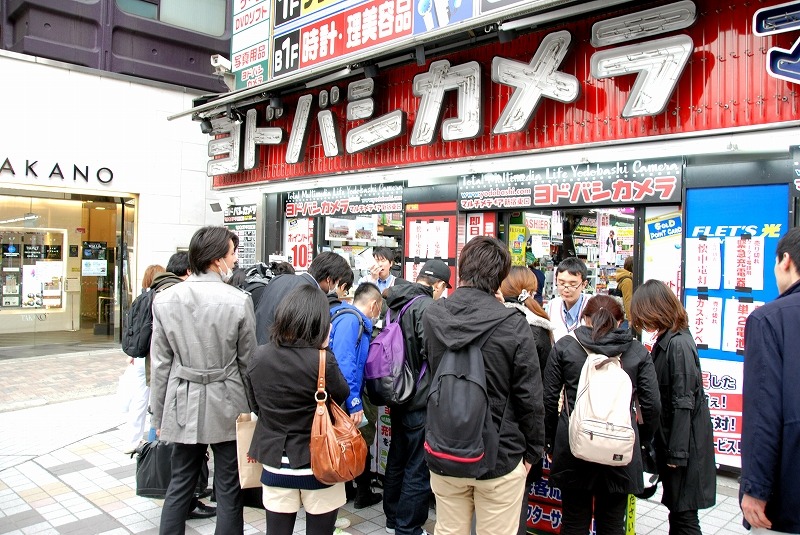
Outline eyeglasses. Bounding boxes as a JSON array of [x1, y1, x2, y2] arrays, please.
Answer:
[[556, 281, 584, 290]]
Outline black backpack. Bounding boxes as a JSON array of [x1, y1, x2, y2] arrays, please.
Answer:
[[122, 290, 157, 357], [424, 327, 502, 478]]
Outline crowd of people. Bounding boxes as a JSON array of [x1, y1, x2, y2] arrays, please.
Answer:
[[120, 223, 800, 535]]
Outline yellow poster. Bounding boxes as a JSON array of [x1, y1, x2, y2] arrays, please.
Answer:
[[509, 225, 527, 266]]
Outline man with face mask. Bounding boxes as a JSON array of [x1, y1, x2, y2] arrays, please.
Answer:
[[150, 226, 257, 535], [329, 282, 384, 509]]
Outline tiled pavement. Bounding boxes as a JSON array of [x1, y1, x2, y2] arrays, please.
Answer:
[[0, 349, 748, 534]]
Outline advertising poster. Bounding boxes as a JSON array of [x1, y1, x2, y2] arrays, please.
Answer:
[[723, 236, 765, 291], [685, 295, 723, 350], [408, 220, 427, 258], [413, 0, 474, 35], [643, 208, 682, 298], [685, 237, 722, 290], [284, 218, 314, 271], [326, 217, 355, 241], [684, 184, 788, 468], [508, 224, 527, 266], [81, 241, 107, 277], [376, 405, 392, 476], [352, 216, 378, 242], [224, 204, 257, 267]]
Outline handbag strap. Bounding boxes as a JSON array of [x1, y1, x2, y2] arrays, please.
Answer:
[[316, 349, 327, 403]]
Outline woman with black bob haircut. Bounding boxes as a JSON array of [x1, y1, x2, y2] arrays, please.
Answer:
[[629, 280, 716, 535], [543, 295, 660, 535], [246, 285, 349, 535]]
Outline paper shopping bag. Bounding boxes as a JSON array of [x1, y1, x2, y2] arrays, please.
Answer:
[[236, 413, 261, 489]]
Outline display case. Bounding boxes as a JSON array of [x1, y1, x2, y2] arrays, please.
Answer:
[[1, 228, 66, 311]]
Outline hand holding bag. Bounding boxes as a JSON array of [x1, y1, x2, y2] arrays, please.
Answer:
[[310, 349, 367, 485], [236, 412, 262, 489]]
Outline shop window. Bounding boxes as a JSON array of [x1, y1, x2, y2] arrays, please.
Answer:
[[116, 0, 226, 36]]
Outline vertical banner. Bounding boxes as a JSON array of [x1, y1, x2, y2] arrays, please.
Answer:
[[224, 204, 257, 267], [684, 184, 788, 468], [284, 218, 314, 271], [509, 224, 527, 266]]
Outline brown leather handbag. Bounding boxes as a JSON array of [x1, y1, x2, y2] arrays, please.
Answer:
[[310, 349, 367, 485]]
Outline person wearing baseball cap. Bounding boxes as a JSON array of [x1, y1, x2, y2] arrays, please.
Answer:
[[381, 258, 451, 535]]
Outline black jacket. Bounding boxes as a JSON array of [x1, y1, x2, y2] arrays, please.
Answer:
[[384, 282, 435, 411], [253, 273, 319, 345], [423, 287, 545, 479], [246, 343, 348, 469], [542, 326, 660, 494], [741, 281, 800, 532], [503, 302, 553, 380], [651, 329, 716, 511]]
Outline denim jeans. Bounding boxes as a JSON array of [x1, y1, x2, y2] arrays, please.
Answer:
[[383, 407, 431, 535]]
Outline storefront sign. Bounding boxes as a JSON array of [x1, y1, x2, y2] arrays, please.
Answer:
[[224, 204, 258, 267], [23, 245, 45, 260], [231, 0, 271, 89], [683, 184, 789, 468], [754, 1, 800, 84], [285, 183, 403, 217], [0, 157, 114, 185], [457, 158, 682, 211]]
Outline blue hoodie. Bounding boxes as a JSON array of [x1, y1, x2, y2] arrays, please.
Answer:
[[329, 302, 373, 414]]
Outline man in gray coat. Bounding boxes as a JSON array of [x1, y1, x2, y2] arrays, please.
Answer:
[[150, 226, 257, 535]]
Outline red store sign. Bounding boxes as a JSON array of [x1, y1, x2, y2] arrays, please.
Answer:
[[212, 0, 800, 187]]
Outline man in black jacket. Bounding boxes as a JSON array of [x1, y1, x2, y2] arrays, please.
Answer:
[[382, 259, 451, 535], [423, 236, 544, 535], [254, 251, 352, 344]]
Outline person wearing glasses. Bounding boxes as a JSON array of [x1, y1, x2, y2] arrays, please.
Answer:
[[546, 257, 590, 342]]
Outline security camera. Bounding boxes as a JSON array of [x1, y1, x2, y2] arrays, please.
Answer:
[[210, 54, 231, 71]]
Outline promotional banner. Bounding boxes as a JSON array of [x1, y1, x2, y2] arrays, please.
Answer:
[[224, 204, 258, 267], [285, 183, 403, 217], [684, 184, 788, 468], [458, 158, 682, 211]]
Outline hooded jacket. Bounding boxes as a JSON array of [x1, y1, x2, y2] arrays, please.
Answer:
[[423, 287, 545, 479], [150, 272, 184, 292], [384, 282, 435, 412], [503, 301, 553, 379], [741, 280, 800, 532], [543, 326, 660, 494], [329, 302, 374, 415]]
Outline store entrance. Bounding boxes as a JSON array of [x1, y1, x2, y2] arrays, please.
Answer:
[[495, 208, 635, 303], [0, 193, 135, 358]]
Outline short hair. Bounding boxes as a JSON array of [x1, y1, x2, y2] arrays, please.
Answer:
[[270, 285, 330, 348], [556, 257, 588, 281], [458, 236, 511, 294], [630, 279, 688, 333], [582, 295, 624, 341], [415, 274, 439, 287], [500, 266, 549, 321], [338, 269, 355, 293], [188, 226, 238, 274], [776, 227, 800, 273], [354, 282, 381, 305], [142, 264, 165, 289], [166, 251, 190, 277], [271, 261, 295, 276], [307, 251, 353, 285], [373, 247, 395, 263], [623, 256, 633, 273]]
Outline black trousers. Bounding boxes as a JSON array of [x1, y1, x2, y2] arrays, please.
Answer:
[[668, 509, 702, 535], [559, 487, 628, 535], [159, 441, 243, 535]]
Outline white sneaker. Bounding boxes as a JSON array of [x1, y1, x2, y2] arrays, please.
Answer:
[[334, 529, 352, 535], [385, 528, 395, 534], [335, 518, 351, 530]]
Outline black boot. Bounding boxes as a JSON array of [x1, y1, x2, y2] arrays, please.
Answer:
[[354, 453, 382, 509]]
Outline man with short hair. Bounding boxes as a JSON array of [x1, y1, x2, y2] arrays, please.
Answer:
[[740, 227, 800, 534], [254, 251, 353, 344], [359, 247, 403, 292], [546, 257, 590, 341], [423, 236, 544, 535], [330, 282, 384, 509], [150, 226, 257, 535], [382, 259, 452, 535]]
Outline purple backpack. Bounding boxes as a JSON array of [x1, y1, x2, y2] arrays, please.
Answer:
[[364, 296, 426, 406]]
